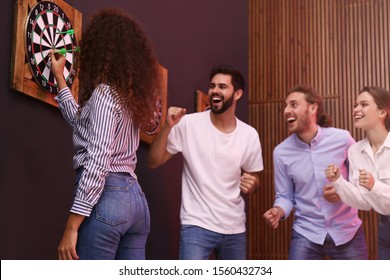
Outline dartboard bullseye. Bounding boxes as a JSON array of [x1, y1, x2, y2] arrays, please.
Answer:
[[25, 1, 77, 95]]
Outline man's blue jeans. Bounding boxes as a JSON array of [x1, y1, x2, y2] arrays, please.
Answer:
[[75, 170, 150, 259], [179, 225, 246, 260], [288, 226, 368, 260], [378, 214, 390, 260]]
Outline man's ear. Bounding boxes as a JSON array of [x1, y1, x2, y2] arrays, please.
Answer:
[[311, 103, 318, 114], [234, 89, 243, 101]]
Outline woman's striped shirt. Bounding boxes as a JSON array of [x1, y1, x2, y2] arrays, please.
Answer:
[[56, 84, 139, 216]]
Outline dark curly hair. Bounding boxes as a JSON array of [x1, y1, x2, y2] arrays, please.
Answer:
[[76, 8, 161, 131]]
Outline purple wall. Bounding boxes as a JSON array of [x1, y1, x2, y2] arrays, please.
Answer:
[[1, 0, 248, 259]]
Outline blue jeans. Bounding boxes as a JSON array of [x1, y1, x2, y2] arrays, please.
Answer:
[[179, 225, 246, 260], [288, 226, 368, 260], [75, 170, 150, 260], [378, 214, 390, 260]]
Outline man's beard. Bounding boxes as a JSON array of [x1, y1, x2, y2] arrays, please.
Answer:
[[210, 94, 234, 114], [288, 109, 311, 134]]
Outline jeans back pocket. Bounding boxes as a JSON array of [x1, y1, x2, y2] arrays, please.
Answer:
[[96, 186, 130, 226]]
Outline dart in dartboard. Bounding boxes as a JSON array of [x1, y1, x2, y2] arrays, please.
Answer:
[[25, 1, 78, 95]]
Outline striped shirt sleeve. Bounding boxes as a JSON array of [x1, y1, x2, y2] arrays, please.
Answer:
[[71, 85, 121, 216], [55, 87, 79, 129]]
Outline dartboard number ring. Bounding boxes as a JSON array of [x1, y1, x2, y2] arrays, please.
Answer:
[[25, 1, 77, 95], [144, 97, 163, 135]]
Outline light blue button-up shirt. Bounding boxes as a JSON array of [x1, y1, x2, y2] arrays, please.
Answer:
[[273, 126, 362, 245]]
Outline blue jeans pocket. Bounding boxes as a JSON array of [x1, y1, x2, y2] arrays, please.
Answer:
[[96, 186, 130, 226]]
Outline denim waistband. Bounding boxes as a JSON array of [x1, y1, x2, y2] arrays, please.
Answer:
[[105, 171, 136, 185], [379, 214, 390, 224], [76, 167, 136, 186]]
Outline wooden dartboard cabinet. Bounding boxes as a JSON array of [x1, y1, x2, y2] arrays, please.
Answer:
[[10, 0, 82, 106]]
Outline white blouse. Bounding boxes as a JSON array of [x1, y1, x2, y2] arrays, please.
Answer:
[[332, 132, 390, 215]]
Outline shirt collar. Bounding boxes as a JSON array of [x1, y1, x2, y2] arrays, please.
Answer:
[[293, 125, 322, 147], [312, 125, 322, 144], [385, 131, 390, 148], [359, 138, 371, 153], [359, 131, 390, 152]]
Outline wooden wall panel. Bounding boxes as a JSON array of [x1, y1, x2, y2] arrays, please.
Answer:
[[248, 0, 388, 259]]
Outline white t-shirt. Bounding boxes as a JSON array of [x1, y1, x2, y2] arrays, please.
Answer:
[[166, 110, 264, 234]]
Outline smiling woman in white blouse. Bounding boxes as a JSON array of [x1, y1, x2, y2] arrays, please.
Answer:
[[325, 86, 390, 260]]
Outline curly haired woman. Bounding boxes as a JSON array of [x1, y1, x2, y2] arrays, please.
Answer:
[[50, 8, 161, 260]]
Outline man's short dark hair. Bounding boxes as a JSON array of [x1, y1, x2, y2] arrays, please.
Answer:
[[209, 64, 245, 92]]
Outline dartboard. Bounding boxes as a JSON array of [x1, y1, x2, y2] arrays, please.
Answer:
[[25, 1, 78, 95], [144, 97, 163, 135]]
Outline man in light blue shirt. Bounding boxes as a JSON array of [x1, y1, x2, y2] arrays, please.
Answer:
[[263, 85, 368, 259]]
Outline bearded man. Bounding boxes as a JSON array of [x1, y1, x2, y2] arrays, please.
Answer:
[[148, 64, 264, 260], [263, 85, 368, 260]]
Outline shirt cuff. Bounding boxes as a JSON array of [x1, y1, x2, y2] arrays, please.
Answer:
[[70, 198, 94, 217], [273, 200, 292, 220], [332, 175, 344, 185], [54, 87, 73, 103]]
